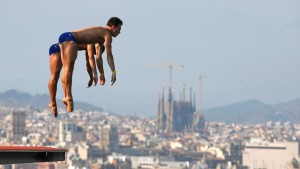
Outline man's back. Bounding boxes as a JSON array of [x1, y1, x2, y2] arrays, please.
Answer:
[[73, 26, 108, 44]]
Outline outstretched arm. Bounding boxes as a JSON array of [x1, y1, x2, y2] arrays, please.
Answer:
[[95, 43, 105, 85], [85, 53, 94, 88], [87, 44, 98, 86], [104, 35, 116, 86]]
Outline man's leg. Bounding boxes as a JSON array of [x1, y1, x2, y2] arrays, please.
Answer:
[[59, 44, 67, 105], [60, 41, 78, 112], [48, 53, 62, 117]]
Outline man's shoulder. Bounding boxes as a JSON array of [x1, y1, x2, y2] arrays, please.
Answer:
[[100, 28, 112, 37]]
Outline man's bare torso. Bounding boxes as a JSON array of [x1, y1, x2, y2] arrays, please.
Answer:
[[72, 26, 107, 45]]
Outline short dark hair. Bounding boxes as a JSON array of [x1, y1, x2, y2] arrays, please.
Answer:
[[107, 17, 123, 27]]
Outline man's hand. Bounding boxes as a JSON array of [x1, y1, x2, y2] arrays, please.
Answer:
[[111, 71, 116, 86], [100, 73, 105, 85], [87, 78, 93, 88]]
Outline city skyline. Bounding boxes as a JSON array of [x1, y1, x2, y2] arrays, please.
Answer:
[[1, 107, 300, 168]]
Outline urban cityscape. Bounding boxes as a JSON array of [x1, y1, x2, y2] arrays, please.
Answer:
[[0, 79, 299, 169], [0, 0, 299, 168]]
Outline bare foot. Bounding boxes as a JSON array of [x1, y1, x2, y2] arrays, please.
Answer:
[[62, 98, 73, 112], [48, 104, 58, 118]]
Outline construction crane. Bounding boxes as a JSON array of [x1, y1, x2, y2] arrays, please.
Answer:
[[198, 75, 205, 114], [144, 63, 184, 87]]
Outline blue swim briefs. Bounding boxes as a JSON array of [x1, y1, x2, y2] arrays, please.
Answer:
[[58, 32, 78, 44], [49, 44, 60, 55]]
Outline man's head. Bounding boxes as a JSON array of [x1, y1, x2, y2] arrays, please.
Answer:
[[107, 17, 123, 37]]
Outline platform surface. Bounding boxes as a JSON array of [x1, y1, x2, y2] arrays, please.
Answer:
[[0, 146, 67, 164]]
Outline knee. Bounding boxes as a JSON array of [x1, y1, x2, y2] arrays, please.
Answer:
[[64, 64, 75, 74], [51, 72, 60, 82], [49, 77, 57, 84]]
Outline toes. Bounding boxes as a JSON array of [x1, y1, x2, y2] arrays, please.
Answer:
[[48, 104, 58, 118]]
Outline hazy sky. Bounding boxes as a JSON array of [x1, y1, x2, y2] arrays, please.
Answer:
[[0, 0, 299, 116]]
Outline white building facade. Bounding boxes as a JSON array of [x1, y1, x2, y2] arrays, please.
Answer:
[[243, 141, 299, 169]]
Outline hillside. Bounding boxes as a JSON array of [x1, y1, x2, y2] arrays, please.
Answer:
[[203, 99, 300, 124], [0, 89, 103, 112]]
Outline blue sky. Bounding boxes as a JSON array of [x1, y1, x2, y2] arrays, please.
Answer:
[[0, 0, 299, 116]]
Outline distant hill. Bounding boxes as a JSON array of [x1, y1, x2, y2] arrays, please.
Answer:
[[0, 89, 299, 124], [203, 99, 300, 124], [0, 89, 103, 112]]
